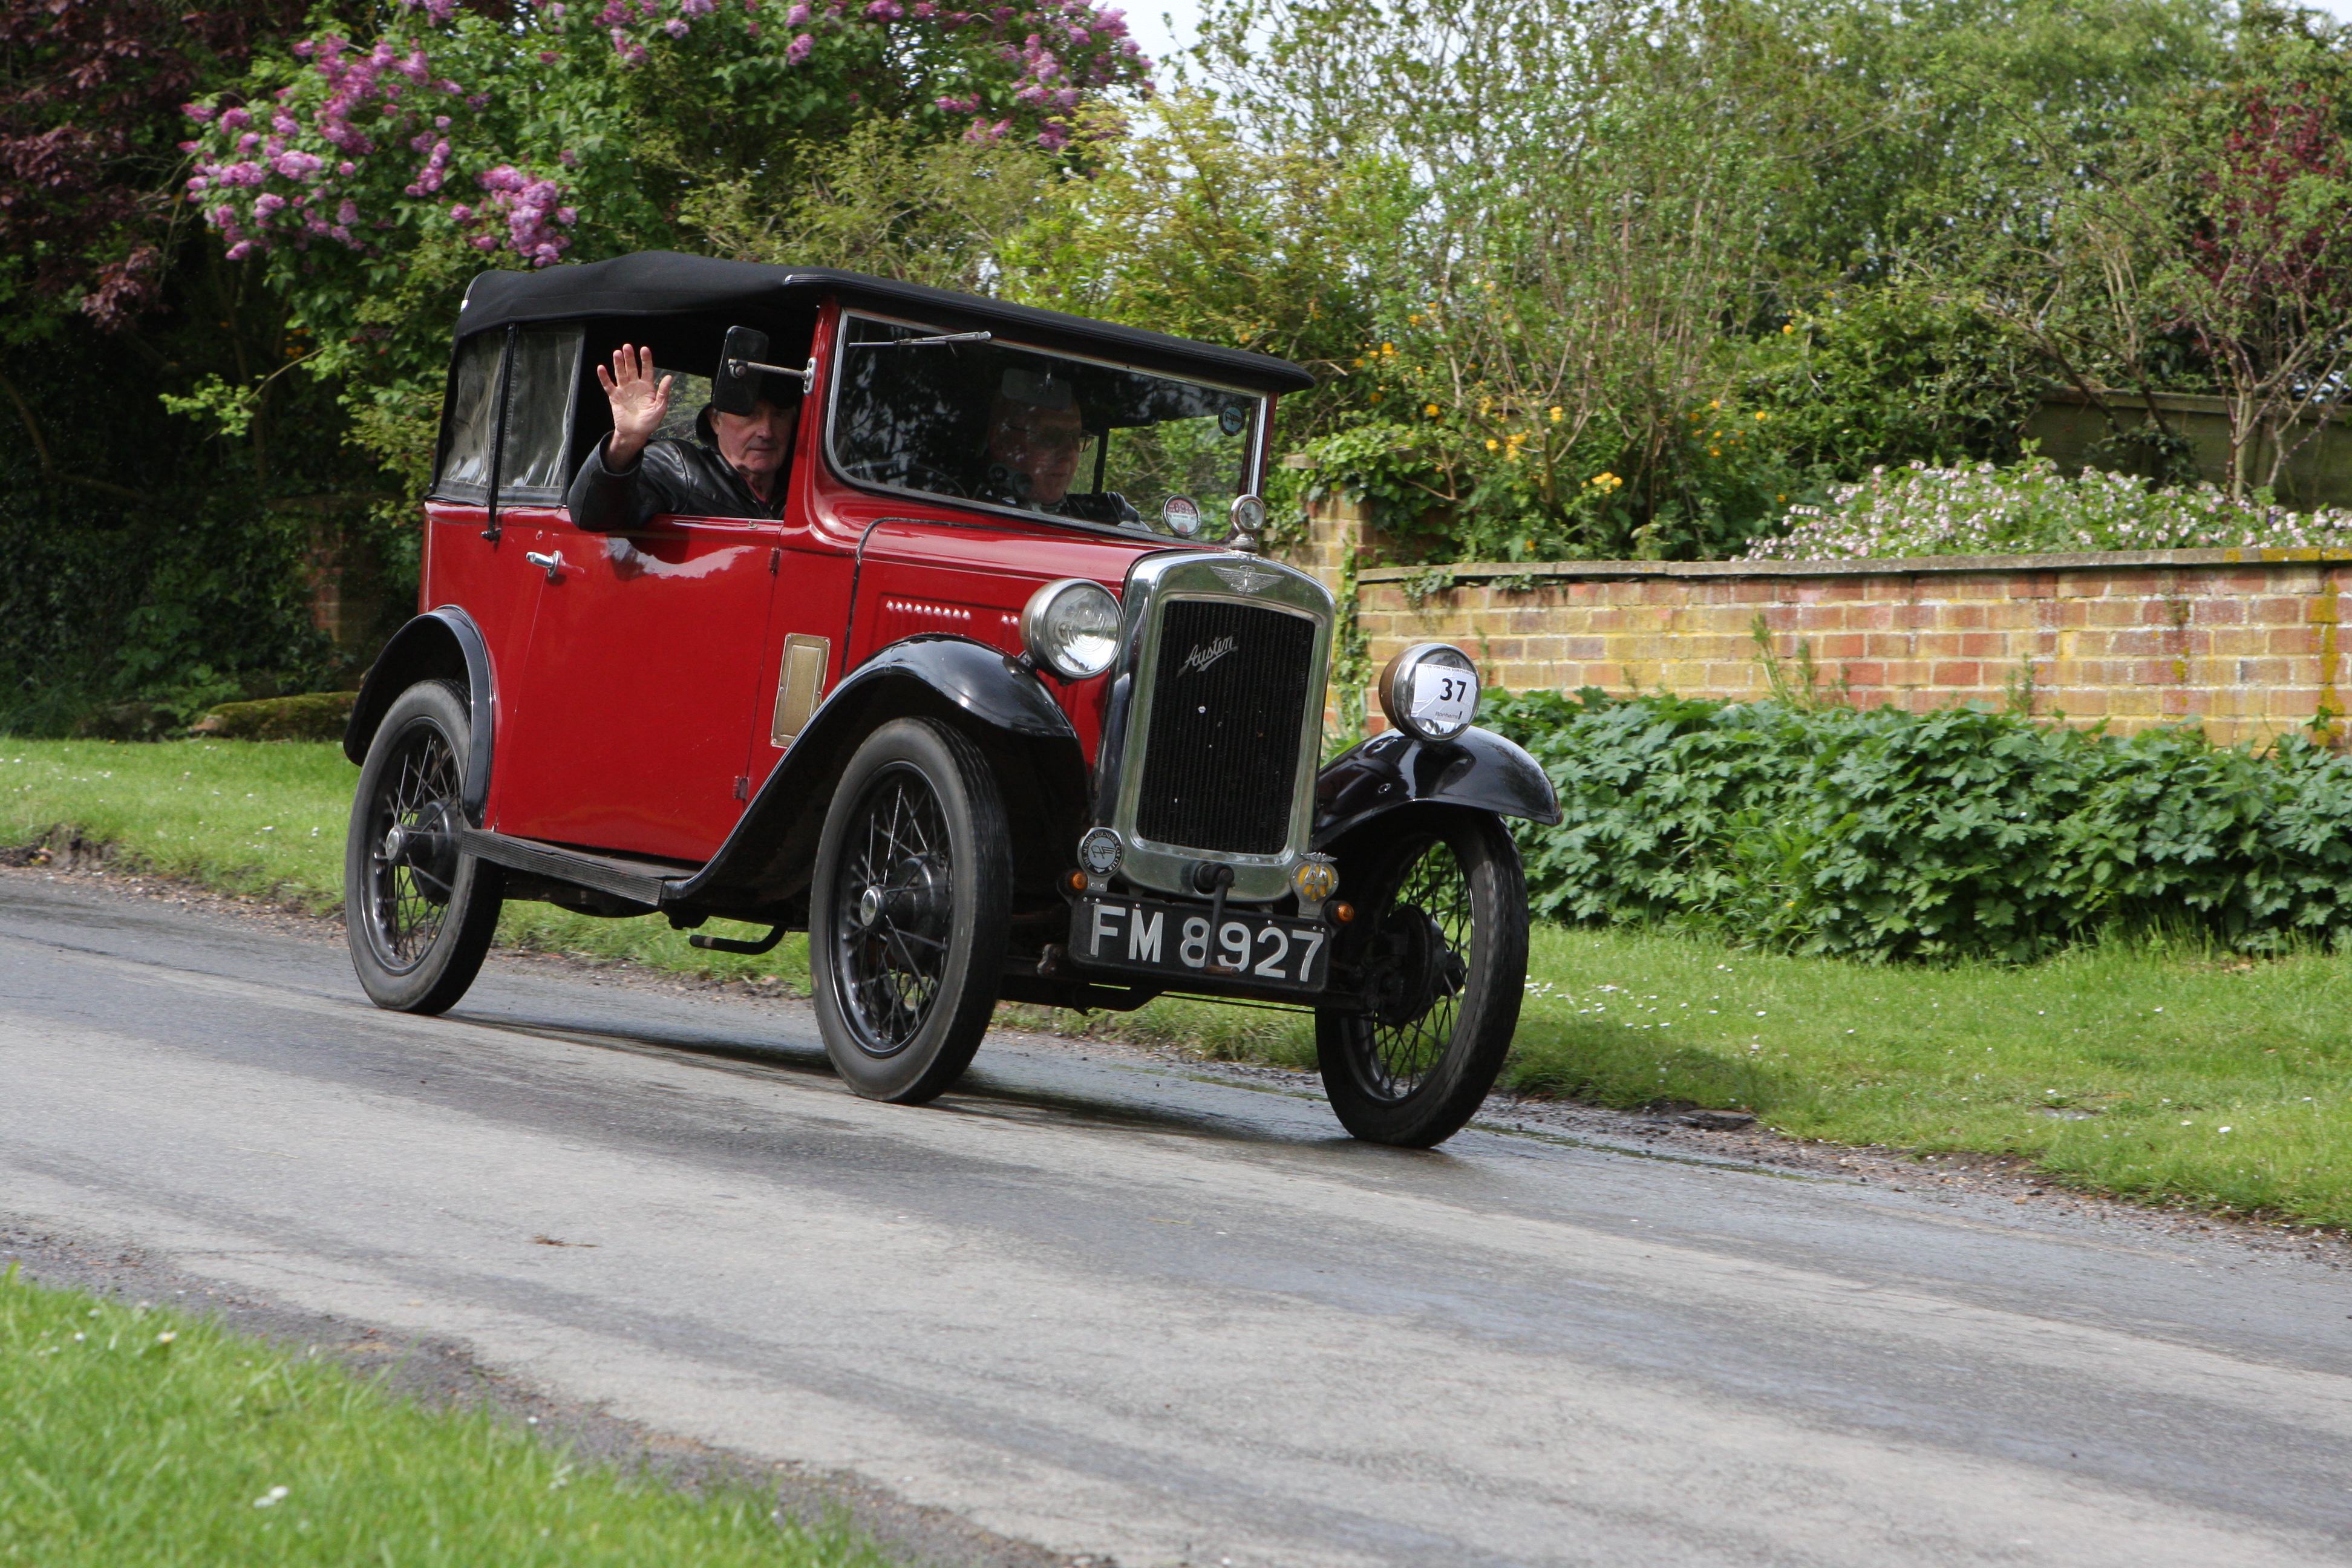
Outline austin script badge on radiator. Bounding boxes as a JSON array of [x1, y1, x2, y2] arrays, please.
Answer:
[[1181, 635, 1237, 675]]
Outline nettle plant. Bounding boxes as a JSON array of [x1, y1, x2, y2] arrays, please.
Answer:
[[180, 0, 1148, 277], [1745, 456, 2352, 561]]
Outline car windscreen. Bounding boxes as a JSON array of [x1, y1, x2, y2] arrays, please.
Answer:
[[828, 313, 1264, 537]]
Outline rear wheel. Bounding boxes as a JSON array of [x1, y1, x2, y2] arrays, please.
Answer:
[[345, 680, 503, 1014], [1318, 809, 1527, 1147], [810, 718, 1011, 1103]]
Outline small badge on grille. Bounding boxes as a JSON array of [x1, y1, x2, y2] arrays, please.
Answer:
[[1078, 827, 1123, 877], [1209, 561, 1278, 593]]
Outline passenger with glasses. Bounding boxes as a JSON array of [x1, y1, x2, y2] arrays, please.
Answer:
[[976, 368, 1138, 525]]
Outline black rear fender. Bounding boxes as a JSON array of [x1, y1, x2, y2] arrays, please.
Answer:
[[343, 608, 495, 823]]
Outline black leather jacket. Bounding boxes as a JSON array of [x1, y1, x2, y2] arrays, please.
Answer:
[[565, 436, 782, 531]]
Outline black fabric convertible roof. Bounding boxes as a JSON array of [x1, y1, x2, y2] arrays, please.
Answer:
[[455, 251, 1316, 393]]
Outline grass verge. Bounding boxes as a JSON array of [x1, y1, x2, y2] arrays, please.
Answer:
[[0, 1264, 880, 1567], [7, 737, 2348, 1224], [0, 739, 809, 988]]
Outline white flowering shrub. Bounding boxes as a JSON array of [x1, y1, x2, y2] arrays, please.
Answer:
[[1743, 457, 2352, 560]]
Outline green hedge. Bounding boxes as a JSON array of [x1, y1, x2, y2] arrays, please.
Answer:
[[1481, 690, 2352, 961]]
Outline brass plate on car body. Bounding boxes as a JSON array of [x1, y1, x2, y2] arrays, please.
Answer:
[[771, 634, 830, 748]]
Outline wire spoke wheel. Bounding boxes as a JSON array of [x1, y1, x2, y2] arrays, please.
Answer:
[[344, 681, 503, 1015], [811, 719, 1011, 1104], [1359, 838, 1475, 1099], [832, 766, 954, 1056], [364, 726, 463, 970], [1318, 809, 1527, 1147]]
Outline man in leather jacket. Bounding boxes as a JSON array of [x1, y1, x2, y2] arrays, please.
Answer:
[[566, 343, 797, 530]]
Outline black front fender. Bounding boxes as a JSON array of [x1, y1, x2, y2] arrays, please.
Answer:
[[343, 607, 495, 823], [668, 635, 1083, 916], [1313, 725, 1560, 849]]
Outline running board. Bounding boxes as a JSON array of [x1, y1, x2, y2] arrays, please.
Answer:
[[457, 828, 696, 909]]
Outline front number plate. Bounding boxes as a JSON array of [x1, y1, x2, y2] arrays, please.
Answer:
[[1068, 897, 1330, 991]]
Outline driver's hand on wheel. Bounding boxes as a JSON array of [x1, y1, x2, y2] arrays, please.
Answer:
[[597, 344, 671, 469]]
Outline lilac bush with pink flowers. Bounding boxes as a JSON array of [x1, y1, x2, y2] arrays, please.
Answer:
[[183, 0, 1146, 281]]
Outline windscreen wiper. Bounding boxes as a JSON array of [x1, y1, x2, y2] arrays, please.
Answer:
[[848, 332, 993, 349]]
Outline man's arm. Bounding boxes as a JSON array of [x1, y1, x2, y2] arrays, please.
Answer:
[[567, 344, 672, 531]]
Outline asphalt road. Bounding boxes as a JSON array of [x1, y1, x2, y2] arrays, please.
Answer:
[[2, 874, 2348, 1568]]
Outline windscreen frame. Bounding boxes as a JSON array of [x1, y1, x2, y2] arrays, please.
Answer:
[[820, 306, 1270, 538]]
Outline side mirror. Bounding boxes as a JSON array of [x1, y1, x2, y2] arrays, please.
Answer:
[[713, 325, 771, 416]]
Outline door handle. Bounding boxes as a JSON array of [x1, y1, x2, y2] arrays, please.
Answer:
[[524, 550, 565, 583]]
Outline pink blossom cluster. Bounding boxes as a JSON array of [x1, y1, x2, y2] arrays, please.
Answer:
[[460, 166, 580, 264], [584, 0, 1144, 148], [186, 0, 1146, 272], [184, 25, 577, 267]]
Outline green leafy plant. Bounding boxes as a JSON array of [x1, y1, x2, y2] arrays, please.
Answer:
[[1483, 687, 2352, 961]]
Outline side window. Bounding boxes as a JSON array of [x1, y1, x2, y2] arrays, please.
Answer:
[[432, 325, 583, 501], [435, 333, 501, 498], [498, 327, 583, 497]]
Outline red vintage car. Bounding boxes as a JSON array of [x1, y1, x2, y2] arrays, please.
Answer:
[[341, 252, 1558, 1146]]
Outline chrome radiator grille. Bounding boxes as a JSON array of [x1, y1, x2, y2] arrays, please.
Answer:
[[1135, 598, 1318, 856]]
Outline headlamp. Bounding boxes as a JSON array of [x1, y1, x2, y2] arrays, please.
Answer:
[[1020, 578, 1120, 680], [1377, 643, 1480, 742]]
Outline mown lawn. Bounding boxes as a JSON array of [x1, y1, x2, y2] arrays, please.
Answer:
[[0, 739, 809, 986], [5, 736, 2348, 1225], [0, 1266, 880, 1567]]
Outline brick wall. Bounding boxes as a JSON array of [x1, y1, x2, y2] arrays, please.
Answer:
[[1281, 492, 2352, 746]]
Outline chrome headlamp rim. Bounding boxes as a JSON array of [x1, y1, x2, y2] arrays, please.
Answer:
[[1021, 577, 1121, 681], [1377, 642, 1481, 742]]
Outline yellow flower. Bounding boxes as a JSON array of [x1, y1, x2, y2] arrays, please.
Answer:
[[1776, 493, 1788, 503], [1782, 323, 1795, 335], [1548, 406, 1563, 422], [1709, 446, 1721, 457], [1485, 437, 1500, 451], [1408, 314, 1422, 326], [1754, 411, 1768, 422], [1708, 399, 1722, 411], [1423, 402, 1440, 417], [1353, 357, 1366, 368], [1382, 342, 1396, 355]]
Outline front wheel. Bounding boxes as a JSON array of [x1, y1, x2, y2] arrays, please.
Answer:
[[345, 679, 504, 1014], [1318, 809, 1528, 1147], [809, 718, 1011, 1103]]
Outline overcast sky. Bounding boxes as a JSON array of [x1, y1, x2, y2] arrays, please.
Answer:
[[1122, 0, 2352, 82], [1121, 1, 1207, 79]]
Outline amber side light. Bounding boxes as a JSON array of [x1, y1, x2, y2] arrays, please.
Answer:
[[1331, 901, 1356, 923], [1066, 869, 1089, 892]]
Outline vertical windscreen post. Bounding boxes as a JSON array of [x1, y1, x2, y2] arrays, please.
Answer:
[[481, 323, 517, 543]]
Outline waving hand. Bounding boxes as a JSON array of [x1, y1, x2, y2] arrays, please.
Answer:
[[598, 344, 672, 468]]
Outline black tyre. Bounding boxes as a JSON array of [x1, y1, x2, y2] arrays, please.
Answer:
[[345, 679, 504, 1014], [1318, 808, 1528, 1147], [810, 718, 1011, 1103]]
